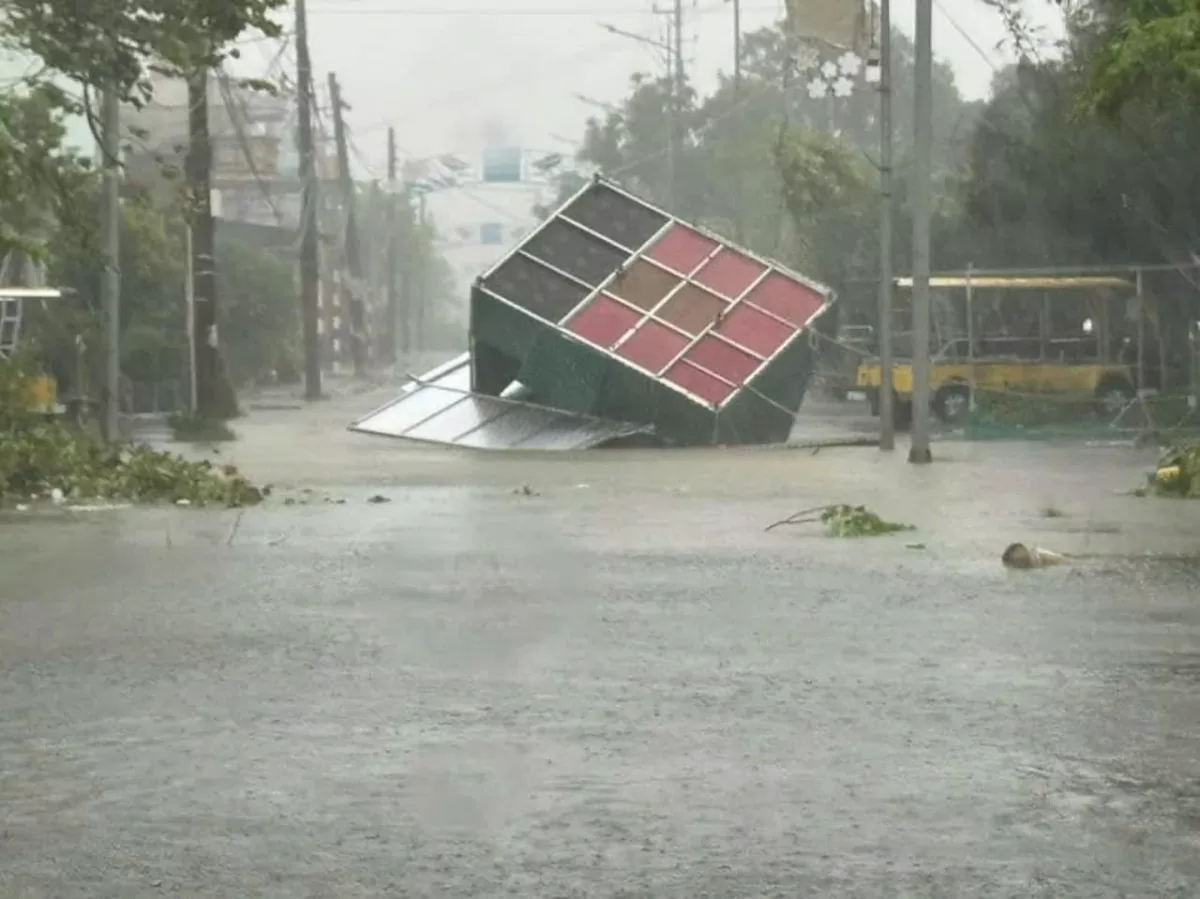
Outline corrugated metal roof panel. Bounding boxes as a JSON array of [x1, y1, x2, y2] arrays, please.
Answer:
[[350, 355, 653, 451]]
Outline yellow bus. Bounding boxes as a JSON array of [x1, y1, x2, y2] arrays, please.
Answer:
[[855, 275, 1158, 425]]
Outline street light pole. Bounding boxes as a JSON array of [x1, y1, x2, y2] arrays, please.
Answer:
[[877, 0, 895, 451], [908, 0, 934, 464]]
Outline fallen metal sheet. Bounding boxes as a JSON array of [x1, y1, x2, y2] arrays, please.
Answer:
[[351, 353, 653, 450]]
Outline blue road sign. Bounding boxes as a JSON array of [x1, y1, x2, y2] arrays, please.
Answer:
[[481, 147, 522, 183]]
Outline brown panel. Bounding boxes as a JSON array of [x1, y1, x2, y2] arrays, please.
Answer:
[[657, 284, 728, 336], [608, 259, 681, 312]]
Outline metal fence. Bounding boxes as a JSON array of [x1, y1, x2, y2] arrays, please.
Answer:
[[125, 379, 187, 416]]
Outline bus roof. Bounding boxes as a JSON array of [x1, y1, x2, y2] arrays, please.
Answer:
[[894, 276, 1133, 290]]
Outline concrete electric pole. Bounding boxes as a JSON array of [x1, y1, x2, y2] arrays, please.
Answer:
[[385, 127, 398, 364], [99, 87, 121, 441], [672, 0, 684, 209], [186, 69, 221, 420], [731, 0, 744, 242], [295, 0, 322, 400], [328, 72, 366, 376], [877, 0, 895, 451], [908, 0, 933, 464]]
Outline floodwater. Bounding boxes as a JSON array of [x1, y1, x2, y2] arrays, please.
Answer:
[[1, 389, 1199, 897]]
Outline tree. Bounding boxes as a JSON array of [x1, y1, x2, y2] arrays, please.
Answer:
[[215, 233, 299, 384], [1080, 0, 1200, 116], [0, 87, 93, 259], [1, 0, 286, 114]]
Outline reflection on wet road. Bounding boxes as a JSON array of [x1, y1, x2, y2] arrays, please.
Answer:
[[1, 459, 1199, 896]]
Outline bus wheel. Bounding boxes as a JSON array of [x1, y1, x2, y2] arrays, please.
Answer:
[[1095, 377, 1135, 417], [868, 389, 880, 416], [933, 383, 972, 424], [894, 399, 913, 431]]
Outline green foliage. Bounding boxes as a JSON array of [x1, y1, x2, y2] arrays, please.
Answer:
[[0, 347, 46, 432], [215, 232, 298, 385], [765, 503, 913, 537], [0, 87, 93, 259], [972, 388, 1098, 428], [820, 505, 914, 538], [1148, 444, 1200, 497], [1, 0, 286, 110], [0, 356, 260, 507], [1080, 0, 1200, 118]]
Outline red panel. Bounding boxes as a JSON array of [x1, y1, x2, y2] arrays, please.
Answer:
[[744, 272, 825, 327], [716, 303, 794, 357], [684, 335, 760, 385], [565, 293, 641, 348], [646, 224, 720, 274], [616, 319, 689, 373], [656, 285, 727, 336], [664, 360, 736, 406], [693, 250, 767, 299]]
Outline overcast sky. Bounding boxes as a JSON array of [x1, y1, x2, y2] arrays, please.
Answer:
[[282, 0, 1065, 174]]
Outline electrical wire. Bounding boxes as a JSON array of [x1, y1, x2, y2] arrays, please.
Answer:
[[216, 68, 287, 226], [306, 4, 777, 16], [347, 36, 644, 138], [931, 0, 1000, 74]]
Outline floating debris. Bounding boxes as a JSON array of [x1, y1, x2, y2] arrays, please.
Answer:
[[1002, 543, 1068, 569], [766, 504, 914, 537], [1142, 443, 1199, 497]]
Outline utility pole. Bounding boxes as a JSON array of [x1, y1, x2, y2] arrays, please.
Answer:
[[672, 0, 684, 209], [731, 0, 744, 242], [599, 21, 675, 207], [296, 0, 322, 400], [414, 191, 427, 352], [99, 87, 121, 441], [186, 70, 220, 420], [877, 0, 895, 451], [385, 127, 398, 365], [328, 73, 366, 376], [909, 0, 933, 463]]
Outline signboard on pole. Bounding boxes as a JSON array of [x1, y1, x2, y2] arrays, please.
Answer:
[[784, 0, 868, 50], [481, 147, 522, 183]]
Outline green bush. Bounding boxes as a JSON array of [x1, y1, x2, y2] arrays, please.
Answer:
[[1, 356, 261, 507], [972, 388, 1096, 428]]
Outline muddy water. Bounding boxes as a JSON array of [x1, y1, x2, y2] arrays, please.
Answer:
[[1, 395, 1198, 896]]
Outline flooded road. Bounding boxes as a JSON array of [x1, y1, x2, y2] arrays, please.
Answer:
[[2, 391, 1199, 897]]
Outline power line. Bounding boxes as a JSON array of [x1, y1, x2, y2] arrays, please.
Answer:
[[307, 4, 776, 15], [347, 36, 650, 137], [931, 0, 999, 73]]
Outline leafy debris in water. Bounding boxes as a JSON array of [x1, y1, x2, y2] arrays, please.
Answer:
[[765, 504, 914, 537], [0, 426, 262, 508], [1, 355, 261, 509], [1143, 443, 1200, 497]]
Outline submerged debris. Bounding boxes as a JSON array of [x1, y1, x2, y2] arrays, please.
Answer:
[[766, 504, 913, 537], [1002, 543, 1068, 569], [1142, 444, 1200, 497]]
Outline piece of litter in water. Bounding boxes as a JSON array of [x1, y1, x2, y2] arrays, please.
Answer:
[[1002, 543, 1067, 569], [905, 542, 926, 550]]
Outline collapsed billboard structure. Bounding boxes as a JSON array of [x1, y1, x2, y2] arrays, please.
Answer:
[[352, 176, 836, 450]]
